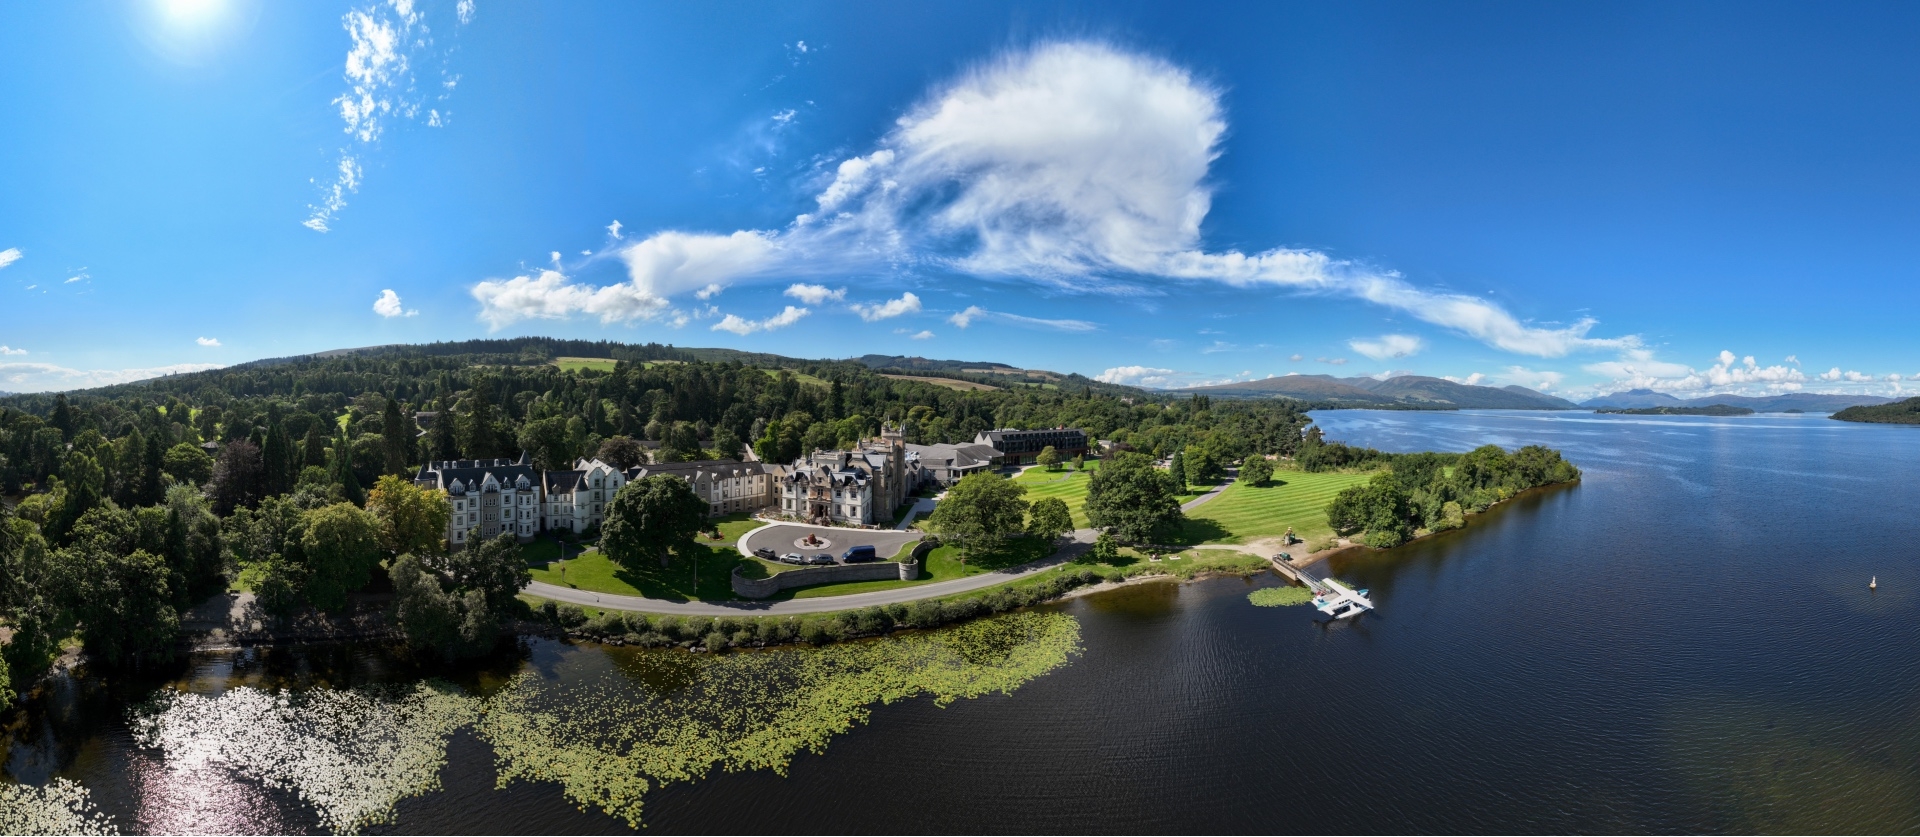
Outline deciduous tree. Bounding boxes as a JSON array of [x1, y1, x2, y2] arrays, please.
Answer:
[[602, 474, 708, 569], [299, 502, 382, 611], [367, 475, 451, 556], [1026, 496, 1073, 542], [927, 472, 1030, 558], [1085, 451, 1183, 544]]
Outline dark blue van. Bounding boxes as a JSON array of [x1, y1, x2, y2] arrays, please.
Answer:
[[841, 545, 877, 563]]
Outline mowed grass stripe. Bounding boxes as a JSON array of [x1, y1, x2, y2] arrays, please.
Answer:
[[1011, 464, 1104, 528], [1184, 470, 1374, 544]]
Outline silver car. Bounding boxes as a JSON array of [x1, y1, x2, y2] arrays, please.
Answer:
[[781, 552, 807, 564]]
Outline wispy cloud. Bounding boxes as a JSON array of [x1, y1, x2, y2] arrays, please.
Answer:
[[373, 289, 419, 318], [0, 247, 21, 270], [460, 41, 1631, 358], [0, 362, 224, 392], [306, 0, 473, 232], [1349, 334, 1425, 361], [947, 305, 1095, 332], [0, 345, 26, 356], [195, 337, 221, 347], [849, 292, 922, 321], [710, 305, 809, 335]]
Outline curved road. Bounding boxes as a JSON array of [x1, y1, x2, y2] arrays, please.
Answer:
[[524, 528, 1093, 616]]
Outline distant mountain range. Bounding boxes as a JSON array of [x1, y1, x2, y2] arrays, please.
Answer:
[[1579, 389, 1896, 413], [1173, 374, 1579, 410]]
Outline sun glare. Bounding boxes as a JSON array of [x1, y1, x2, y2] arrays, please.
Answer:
[[164, 0, 220, 21]]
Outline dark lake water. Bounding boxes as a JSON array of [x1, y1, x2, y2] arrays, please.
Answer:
[[7, 409, 1920, 834]]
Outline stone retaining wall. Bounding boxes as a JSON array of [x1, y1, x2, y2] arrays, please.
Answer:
[[731, 558, 923, 599]]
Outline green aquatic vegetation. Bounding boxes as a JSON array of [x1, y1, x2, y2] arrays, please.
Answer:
[[125, 681, 481, 834], [479, 610, 1082, 826], [1248, 585, 1315, 606], [0, 778, 118, 836]]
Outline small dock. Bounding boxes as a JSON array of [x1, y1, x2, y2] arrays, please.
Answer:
[[1269, 553, 1374, 619]]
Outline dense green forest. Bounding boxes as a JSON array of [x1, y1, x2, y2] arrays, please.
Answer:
[[1831, 397, 1920, 425], [0, 338, 1320, 697]]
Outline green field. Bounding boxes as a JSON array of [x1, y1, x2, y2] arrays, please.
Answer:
[[525, 514, 776, 601], [553, 356, 620, 373], [1010, 463, 1103, 527], [1175, 470, 1374, 545], [759, 368, 830, 388], [1011, 462, 1216, 528]]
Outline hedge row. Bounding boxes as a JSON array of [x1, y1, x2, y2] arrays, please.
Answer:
[[535, 566, 1115, 651]]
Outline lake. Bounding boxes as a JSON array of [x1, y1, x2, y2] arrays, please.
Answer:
[[6, 409, 1920, 834]]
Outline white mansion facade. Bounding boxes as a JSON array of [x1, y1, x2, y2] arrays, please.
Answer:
[[413, 424, 1068, 547]]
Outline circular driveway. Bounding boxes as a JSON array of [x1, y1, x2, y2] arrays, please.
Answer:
[[739, 522, 921, 562]]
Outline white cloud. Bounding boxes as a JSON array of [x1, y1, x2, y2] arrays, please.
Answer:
[[710, 305, 809, 335], [550, 251, 562, 263], [64, 273, 86, 284], [1444, 372, 1487, 386], [695, 283, 725, 300], [784, 283, 846, 304], [1588, 349, 1810, 395], [945, 305, 1095, 332], [1784, 354, 1799, 365], [772, 108, 797, 125], [1348, 334, 1425, 362], [1095, 365, 1177, 387], [0, 362, 224, 392], [373, 288, 419, 318], [1845, 370, 1874, 383], [471, 232, 777, 328], [472, 269, 668, 329], [196, 337, 221, 347], [0, 345, 25, 355], [0, 247, 20, 270], [910, 330, 934, 340], [469, 41, 1629, 357], [1316, 357, 1348, 366], [607, 220, 624, 240], [1288, 353, 1303, 362], [1501, 366, 1564, 391], [850, 292, 922, 321], [306, 0, 472, 231]]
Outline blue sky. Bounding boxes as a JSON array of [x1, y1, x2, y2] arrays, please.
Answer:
[[5, 0, 1920, 398]]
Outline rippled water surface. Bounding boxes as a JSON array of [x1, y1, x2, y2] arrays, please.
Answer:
[[7, 410, 1920, 833]]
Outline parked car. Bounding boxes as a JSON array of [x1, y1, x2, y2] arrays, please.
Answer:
[[753, 548, 778, 560], [841, 545, 878, 563], [780, 552, 806, 564], [807, 553, 835, 565]]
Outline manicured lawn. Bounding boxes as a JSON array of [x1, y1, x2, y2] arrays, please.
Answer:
[[1173, 470, 1374, 545], [1011, 462, 1218, 528], [1011, 462, 1102, 527], [527, 540, 781, 602]]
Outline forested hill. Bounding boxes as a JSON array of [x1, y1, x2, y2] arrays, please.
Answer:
[[0, 338, 1314, 498], [1831, 397, 1920, 425]]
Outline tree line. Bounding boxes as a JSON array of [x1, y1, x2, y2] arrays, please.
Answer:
[[1325, 444, 1582, 548]]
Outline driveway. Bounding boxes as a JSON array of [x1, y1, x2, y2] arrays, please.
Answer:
[[523, 528, 1096, 616], [737, 522, 922, 561]]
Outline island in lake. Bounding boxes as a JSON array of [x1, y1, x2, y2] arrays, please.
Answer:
[[1831, 396, 1920, 425], [1596, 404, 1755, 416]]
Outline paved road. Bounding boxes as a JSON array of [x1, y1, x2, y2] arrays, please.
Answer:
[[1181, 480, 1232, 511], [522, 529, 1094, 615], [893, 497, 936, 530], [737, 522, 921, 561]]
